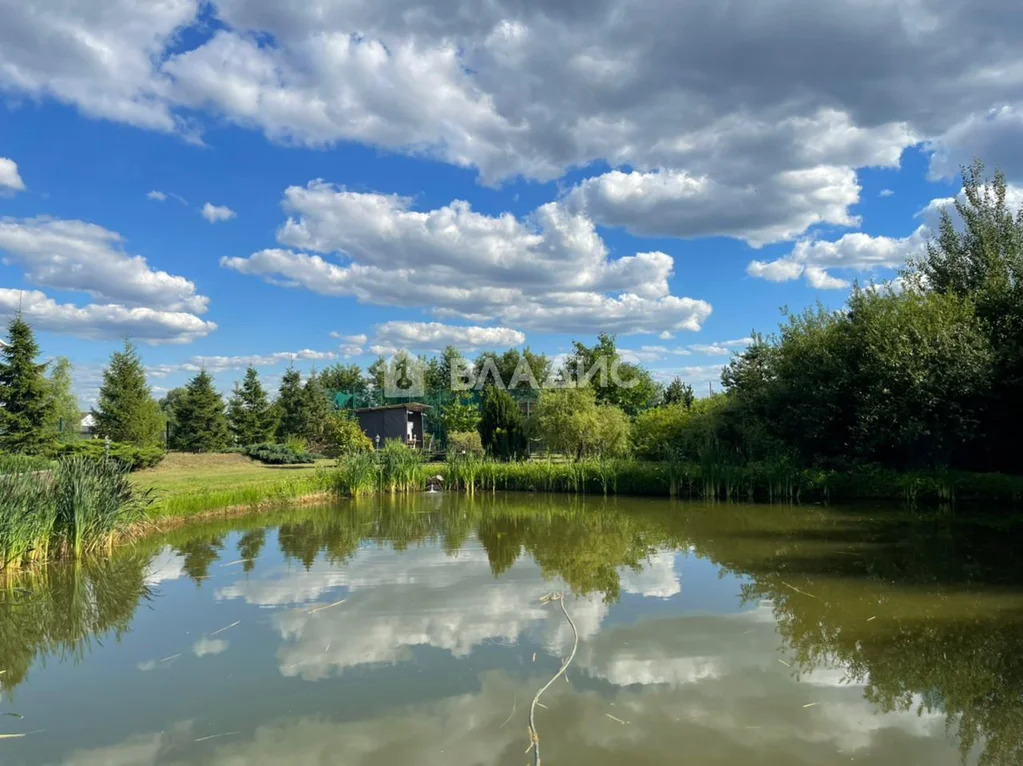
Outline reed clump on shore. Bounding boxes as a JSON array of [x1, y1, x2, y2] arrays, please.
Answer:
[[326, 449, 1023, 509], [0, 456, 152, 571]]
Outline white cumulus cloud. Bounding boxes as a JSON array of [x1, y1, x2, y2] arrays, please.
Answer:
[[745, 191, 981, 289], [222, 181, 711, 336], [565, 164, 862, 247], [147, 349, 337, 378], [0, 216, 209, 313], [201, 202, 236, 223], [0, 288, 216, 343], [372, 321, 525, 352], [0, 157, 25, 193]]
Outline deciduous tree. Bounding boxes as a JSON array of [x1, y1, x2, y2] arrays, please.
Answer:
[[45, 357, 81, 444]]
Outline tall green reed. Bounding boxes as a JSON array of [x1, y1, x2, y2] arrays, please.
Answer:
[[329, 441, 427, 497], [0, 456, 152, 570]]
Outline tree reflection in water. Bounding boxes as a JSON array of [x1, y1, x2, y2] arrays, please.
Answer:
[[2, 496, 1022, 764]]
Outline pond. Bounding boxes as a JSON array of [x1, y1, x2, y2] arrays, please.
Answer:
[[2, 494, 1022, 765]]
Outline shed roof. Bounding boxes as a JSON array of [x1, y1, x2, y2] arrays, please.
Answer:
[[354, 403, 431, 414]]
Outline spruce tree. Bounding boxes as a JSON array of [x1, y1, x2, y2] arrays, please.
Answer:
[[663, 377, 695, 410], [94, 339, 165, 447], [0, 315, 53, 454], [227, 367, 276, 446], [275, 367, 306, 441], [45, 357, 82, 443], [172, 369, 229, 452], [478, 385, 526, 459]]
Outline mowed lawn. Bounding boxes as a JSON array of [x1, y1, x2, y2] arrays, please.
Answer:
[[133, 453, 334, 517]]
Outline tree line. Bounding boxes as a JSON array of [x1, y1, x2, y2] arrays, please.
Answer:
[[8, 162, 1011, 473], [0, 315, 692, 460], [709, 160, 1023, 474]]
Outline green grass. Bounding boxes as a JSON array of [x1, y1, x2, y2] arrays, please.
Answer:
[[133, 452, 334, 517]]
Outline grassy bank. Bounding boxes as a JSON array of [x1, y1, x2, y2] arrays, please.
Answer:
[[133, 453, 335, 518], [325, 452, 1023, 509]]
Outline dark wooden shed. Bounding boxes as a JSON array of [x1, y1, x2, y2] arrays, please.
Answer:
[[355, 403, 430, 448]]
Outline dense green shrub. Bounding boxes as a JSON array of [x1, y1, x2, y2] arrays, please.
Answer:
[[323, 412, 373, 457], [535, 387, 631, 459], [447, 430, 484, 456], [243, 442, 316, 465], [632, 404, 692, 460], [0, 453, 55, 474], [52, 441, 165, 472]]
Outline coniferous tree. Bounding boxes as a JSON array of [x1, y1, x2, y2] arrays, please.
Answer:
[[171, 369, 229, 452], [227, 367, 276, 446], [275, 367, 306, 441], [478, 385, 526, 459], [45, 356, 81, 443], [0, 315, 53, 454], [663, 377, 695, 410], [94, 339, 165, 447], [318, 363, 367, 395]]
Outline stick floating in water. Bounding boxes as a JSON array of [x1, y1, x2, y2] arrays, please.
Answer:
[[210, 621, 240, 637], [527, 593, 579, 766], [194, 731, 240, 743], [307, 599, 346, 615], [605, 713, 627, 724], [781, 581, 818, 599], [498, 698, 517, 729]]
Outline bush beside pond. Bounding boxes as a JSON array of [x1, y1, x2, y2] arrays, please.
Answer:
[[51, 441, 166, 472]]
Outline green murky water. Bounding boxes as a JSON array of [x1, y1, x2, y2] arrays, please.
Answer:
[[2, 494, 1022, 765]]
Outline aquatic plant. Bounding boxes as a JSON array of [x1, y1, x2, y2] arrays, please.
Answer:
[[0, 456, 153, 569], [330, 451, 379, 497], [378, 440, 425, 493], [328, 442, 427, 497]]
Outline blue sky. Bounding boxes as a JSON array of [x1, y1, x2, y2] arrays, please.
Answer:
[[0, 1, 1019, 404]]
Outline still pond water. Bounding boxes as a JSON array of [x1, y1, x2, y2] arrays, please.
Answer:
[[2, 494, 1023, 765]]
